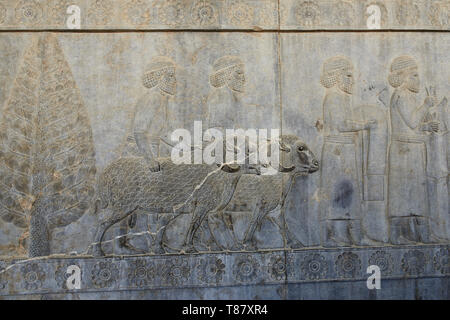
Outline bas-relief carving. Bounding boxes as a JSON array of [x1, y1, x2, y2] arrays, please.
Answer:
[[0, 29, 448, 298]]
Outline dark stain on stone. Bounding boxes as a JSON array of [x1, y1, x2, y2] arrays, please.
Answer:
[[333, 180, 354, 209]]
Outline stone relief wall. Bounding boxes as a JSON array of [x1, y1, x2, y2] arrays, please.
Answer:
[[0, 0, 448, 299]]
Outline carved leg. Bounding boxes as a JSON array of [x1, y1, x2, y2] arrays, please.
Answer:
[[153, 214, 172, 254], [117, 213, 145, 254], [183, 205, 209, 253], [93, 207, 138, 256], [243, 200, 267, 250], [208, 211, 239, 251]]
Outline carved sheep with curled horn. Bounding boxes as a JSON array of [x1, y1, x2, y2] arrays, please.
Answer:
[[93, 135, 318, 255]]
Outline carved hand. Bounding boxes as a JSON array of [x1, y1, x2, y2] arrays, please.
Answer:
[[365, 119, 377, 130]]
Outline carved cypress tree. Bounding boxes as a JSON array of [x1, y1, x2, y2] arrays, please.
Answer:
[[0, 33, 96, 257]]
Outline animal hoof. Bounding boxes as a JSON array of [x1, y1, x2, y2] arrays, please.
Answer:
[[153, 246, 166, 255], [182, 245, 197, 254]]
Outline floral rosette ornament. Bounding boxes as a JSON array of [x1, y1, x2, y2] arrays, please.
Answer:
[[433, 248, 449, 274], [196, 257, 226, 284], [233, 255, 260, 283], [369, 251, 394, 275], [294, 1, 320, 26], [401, 250, 427, 275], [0, 3, 6, 25], [91, 261, 119, 288], [267, 254, 291, 281], [300, 253, 328, 280], [191, 0, 218, 26], [124, 0, 151, 26], [15, 0, 43, 26], [335, 252, 361, 278], [21, 263, 46, 290], [128, 259, 155, 288], [48, 0, 72, 25], [227, 1, 253, 26], [161, 257, 190, 286], [158, 0, 185, 26], [331, 1, 354, 26], [88, 0, 114, 26]]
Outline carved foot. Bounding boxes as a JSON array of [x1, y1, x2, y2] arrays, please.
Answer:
[[181, 244, 198, 254]]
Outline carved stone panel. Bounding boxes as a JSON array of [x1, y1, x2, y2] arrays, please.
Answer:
[[0, 0, 448, 300]]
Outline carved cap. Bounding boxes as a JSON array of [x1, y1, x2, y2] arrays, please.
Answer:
[[388, 55, 417, 88], [390, 55, 417, 73], [320, 56, 353, 89], [210, 55, 244, 88], [142, 56, 175, 89]]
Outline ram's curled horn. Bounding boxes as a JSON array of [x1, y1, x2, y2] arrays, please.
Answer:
[[279, 141, 291, 152], [279, 163, 295, 172]]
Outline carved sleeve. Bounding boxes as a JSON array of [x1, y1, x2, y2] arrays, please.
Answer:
[[395, 92, 429, 130]]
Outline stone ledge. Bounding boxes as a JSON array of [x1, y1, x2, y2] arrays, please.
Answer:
[[0, 244, 448, 296], [0, 0, 448, 31]]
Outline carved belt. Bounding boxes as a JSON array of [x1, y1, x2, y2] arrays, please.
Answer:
[[324, 135, 355, 144], [392, 134, 425, 144]]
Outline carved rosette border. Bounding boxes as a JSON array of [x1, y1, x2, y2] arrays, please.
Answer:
[[0, 244, 448, 296], [0, 0, 447, 30]]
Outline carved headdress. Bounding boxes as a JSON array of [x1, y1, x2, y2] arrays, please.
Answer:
[[142, 56, 176, 89], [210, 55, 244, 88], [320, 56, 353, 89], [388, 55, 418, 88]]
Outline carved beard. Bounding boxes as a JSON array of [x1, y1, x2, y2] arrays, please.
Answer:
[[406, 77, 419, 93], [338, 79, 353, 94], [158, 76, 176, 96], [228, 78, 245, 93]]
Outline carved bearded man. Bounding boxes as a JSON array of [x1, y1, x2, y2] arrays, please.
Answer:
[[122, 56, 177, 170], [319, 56, 377, 247], [118, 56, 176, 252], [387, 56, 437, 244], [207, 55, 246, 131]]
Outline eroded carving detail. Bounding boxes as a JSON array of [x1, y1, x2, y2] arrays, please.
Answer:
[[293, 1, 320, 27], [0, 3, 6, 25], [433, 248, 449, 274], [428, 1, 450, 27], [21, 263, 45, 290], [14, 0, 43, 26], [124, 0, 151, 26], [300, 253, 329, 280], [395, 0, 420, 26], [157, 0, 185, 26], [196, 256, 225, 284], [91, 261, 119, 289], [233, 254, 260, 283], [401, 249, 427, 275], [127, 259, 156, 288], [88, 0, 114, 26], [190, 0, 218, 26], [226, 0, 254, 26], [335, 252, 361, 279], [161, 257, 190, 286], [369, 251, 394, 275], [331, 1, 354, 26]]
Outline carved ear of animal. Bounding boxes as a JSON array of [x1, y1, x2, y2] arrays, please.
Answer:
[[279, 142, 291, 152], [221, 163, 240, 173]]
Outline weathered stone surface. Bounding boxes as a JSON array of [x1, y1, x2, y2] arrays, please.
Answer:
[[0, 0, 448, 299]]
